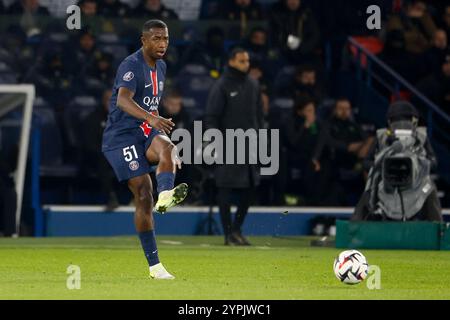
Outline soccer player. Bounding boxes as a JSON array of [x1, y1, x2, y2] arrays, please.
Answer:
[[102, 20, 188, 280]]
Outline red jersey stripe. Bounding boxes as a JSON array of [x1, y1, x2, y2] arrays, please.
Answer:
[[151, 70, 158, 96]]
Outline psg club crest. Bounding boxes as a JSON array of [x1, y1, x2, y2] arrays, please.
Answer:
[[123, 71, 134, 82], [129, 160, 139, 171], [159, 81, 164, 92]]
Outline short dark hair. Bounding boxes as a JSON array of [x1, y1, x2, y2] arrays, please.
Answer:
[[406, 0, 425, 6], [78, 0, 96, 4], [295, 64, 315, 76], [142, 20, 168, 33], [228, 47, 247, 60], [250, 26, 267, 36], [334, 97, 351, 109], [295, 94, 316, 113]]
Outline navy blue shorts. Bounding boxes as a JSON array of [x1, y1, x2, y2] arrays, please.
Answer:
[[103, 125, 163, 182]]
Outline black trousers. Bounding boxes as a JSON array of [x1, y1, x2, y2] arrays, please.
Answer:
[[217, 186, 255, 236], [352, 189, 443, 222]]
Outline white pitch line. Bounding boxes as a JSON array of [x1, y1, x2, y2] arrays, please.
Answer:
[[160, 240, 184, 245]]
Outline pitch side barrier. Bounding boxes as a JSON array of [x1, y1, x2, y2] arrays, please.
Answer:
[[40, 206, 450, 237]]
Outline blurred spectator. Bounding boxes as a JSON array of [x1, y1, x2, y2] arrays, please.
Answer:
[[86, 52, 115, 88], [241, 27, 283, 79], [280, 64, 325, 104], [78, 0, 97, 16], [78, 0, 101, 32], [7, 0, 49, 15], [0, 146, 17, 237], [0, 25, 34, 82], [7, 0, 49, 35], [219, 0, 263, 20], [248, 62, 273, 127], [218, 0, 264, 38], [70, 29, 106, 78], [159, 89, 191, 130], [386, 0, 437, 55], [269, 0, 320, 64], [76, 28, 97, 61], [283, 95, 325, 205], [248, 61, 269, 93], [80, 89, 119, 210], [441, 4, 450, 41], [312, 98, 374, 205], [132, 0, 178, 19], [423, 29, 449, 75], [34, 52, 72, 110], [180, 26, 227, 76], [378, 29, 420, 83], [97, 0, 131, 17], [416, 54, 450, 112]]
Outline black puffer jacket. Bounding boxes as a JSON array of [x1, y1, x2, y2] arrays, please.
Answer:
[[205, 66, 263, 188]]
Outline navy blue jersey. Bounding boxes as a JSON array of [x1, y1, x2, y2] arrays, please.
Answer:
[[102, 48, 166, 151]]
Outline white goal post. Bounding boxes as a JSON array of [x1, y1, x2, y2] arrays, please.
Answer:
[[0, 84, 35, 235]]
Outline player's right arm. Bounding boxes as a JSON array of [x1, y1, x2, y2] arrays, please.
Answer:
[[117, 87, 174, 134]]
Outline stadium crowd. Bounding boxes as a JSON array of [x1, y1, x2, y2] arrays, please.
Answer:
[[0, 0, 449, 213]]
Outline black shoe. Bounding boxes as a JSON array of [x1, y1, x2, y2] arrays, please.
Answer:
[[232, 231, 251, 246], [224, 233, 240, 246]]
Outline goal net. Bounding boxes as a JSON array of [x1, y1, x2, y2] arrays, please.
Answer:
[[0, 85, 35, 236]]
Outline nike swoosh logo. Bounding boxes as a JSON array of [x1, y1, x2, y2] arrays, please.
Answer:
[[230, 91, 238, 97], [145, 83, 152, 88], [152, 250, 158, 254]]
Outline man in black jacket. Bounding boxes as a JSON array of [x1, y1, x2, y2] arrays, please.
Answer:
[[312, 98, 373, 205], [205, 48, 264, 246], [283, 94, 324, 205], [269, 0, 320, 64]]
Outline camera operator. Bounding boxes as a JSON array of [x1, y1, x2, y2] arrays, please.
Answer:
[[352, 101, 442, 222]]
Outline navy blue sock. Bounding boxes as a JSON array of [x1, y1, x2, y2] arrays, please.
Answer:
[[138, 230, 160, 267], [156, 172, 175, 194]]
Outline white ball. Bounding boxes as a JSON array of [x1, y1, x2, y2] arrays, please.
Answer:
[[333, 250, 369, 285]]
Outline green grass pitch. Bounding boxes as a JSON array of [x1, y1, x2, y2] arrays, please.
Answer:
[[1, 236, 450, 300]]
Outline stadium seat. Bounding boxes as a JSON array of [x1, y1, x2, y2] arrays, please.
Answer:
[[178, 63, 209, 76], [316, 98, 336, 121], [271, 97, 294, 109], [47, 32, 70, 43], [97, 33, 129, 64], [175, 64, 216, 119], [64, 95, 99, 148], [81, 76, 108, 96], [97, 33, 120, 44], [273, 65, 296, 96], [349, 36, 384, 69], [0, 48, 14, 67], [33, 102, 64, 167], [0, 62, 18, 83], [269, 98, 294, 130], [0, 71, 18, 84]]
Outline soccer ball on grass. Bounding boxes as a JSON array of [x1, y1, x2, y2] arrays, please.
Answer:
[[333, 250, 369, 284]]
